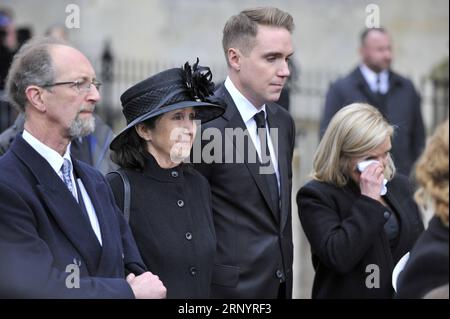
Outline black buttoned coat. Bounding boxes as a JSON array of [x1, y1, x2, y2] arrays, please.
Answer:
[[296, 174, 424, 298], [107, 154, 216, 298]]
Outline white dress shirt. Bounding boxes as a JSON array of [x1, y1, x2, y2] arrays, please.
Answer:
[[22, 130, 102, 245], [224, 77, 280, 190], [359, 64, 389, 94]]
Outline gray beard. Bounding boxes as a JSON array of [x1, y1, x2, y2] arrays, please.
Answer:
[[69, 114, 95, 139]]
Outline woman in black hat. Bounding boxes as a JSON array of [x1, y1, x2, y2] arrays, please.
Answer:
[[107, 59, 225, 298]]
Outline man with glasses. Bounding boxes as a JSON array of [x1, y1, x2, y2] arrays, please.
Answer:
[[0, 111, 117, 175], [0, 37, 166, 298], [0, 89, 118, 176]]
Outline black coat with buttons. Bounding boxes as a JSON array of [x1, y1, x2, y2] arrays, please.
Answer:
[[296, 174, 424, 298], [107, 154, 216, 298]]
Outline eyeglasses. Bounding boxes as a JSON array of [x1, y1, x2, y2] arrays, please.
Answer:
[[42, 78, 102, 93]]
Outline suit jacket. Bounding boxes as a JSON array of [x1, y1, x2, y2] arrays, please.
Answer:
[[320, 67, 425, 175], [0, 113, 117, 175], [297, 175, 424, 298], [396, 215, 449, 298], [193, 85, 296, 298], [0, 136, 145, 298]]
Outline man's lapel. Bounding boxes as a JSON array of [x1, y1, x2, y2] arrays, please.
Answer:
[[219, 87, 280, 222], [266, 103, 290, 229], [354, 68, 382, 107], [73, 159, 121, 276], [12, 136, 102, 274]]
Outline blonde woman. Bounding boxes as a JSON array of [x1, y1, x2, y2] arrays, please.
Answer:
[[297, 103, 423, 298], [396, 119, 449, 298]]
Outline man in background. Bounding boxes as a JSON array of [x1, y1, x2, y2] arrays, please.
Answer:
[[320, 27, 425, 176]]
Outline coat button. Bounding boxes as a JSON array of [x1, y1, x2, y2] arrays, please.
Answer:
[[177, 200, 184, 207], [185, 232, 192, 240], [171, 171, 179, 178], [189, 266, 197, 276], [383, 211, 391, 220], [276, 269, 284, 279]]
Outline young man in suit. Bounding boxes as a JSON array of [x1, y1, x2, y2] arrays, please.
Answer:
[[320, 27, 425, 176], [193, 7, 296, 298], [0, 37, 166, 298]]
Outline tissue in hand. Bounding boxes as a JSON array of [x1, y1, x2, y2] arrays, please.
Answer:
[[357, 160, 388, 195]]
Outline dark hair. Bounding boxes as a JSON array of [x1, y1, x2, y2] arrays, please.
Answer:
[[111, 116, 159, 171], [360, 27, 387, 45]]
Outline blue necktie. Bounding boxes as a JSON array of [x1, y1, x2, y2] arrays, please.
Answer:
[[61, 159, 91, 222], [61, 158, 77, 200]]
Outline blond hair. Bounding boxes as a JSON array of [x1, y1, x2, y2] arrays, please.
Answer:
[[222, 7, 294, 63], [313, 103, 396, 186], [414, 119, 449, 226]]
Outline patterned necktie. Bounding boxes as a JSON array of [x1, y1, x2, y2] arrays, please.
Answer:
[[61, 158, 77, 200]]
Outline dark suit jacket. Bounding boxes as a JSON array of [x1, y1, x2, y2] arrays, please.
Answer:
[[0, 136, 145, 298], [193, 85, 296, 298], [297, 175, 424, 298], [396, 215, 449, 298], [320, 67, 425, 175]]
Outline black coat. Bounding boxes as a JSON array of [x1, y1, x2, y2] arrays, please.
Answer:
[[193, 85, 296, 298], [297, 175, 424, 298], [396, 215, 449, 298], [107, 154, 216, 299], [320, 68, 425, 176]]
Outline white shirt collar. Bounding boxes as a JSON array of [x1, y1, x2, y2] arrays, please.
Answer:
[[224, 76, 266, 124], [22, 130, 72, 174], [359, 64, 389, 94], [22, 130, 102, 245]]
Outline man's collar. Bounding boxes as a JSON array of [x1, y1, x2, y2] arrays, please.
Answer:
[[224, 77, 266, 124], [22, 129, 72, 174], [359, 64, 389, 93]]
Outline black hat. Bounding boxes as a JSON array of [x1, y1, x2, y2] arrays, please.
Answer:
[[110, 59, 225, 151]]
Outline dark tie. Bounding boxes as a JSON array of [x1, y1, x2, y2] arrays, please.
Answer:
[[253, 111, 280, 212], [375, 75, 381, 93], [374, 75, 387, 116]]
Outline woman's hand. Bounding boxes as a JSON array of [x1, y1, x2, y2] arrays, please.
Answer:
[[359, 161, 384, 201]]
